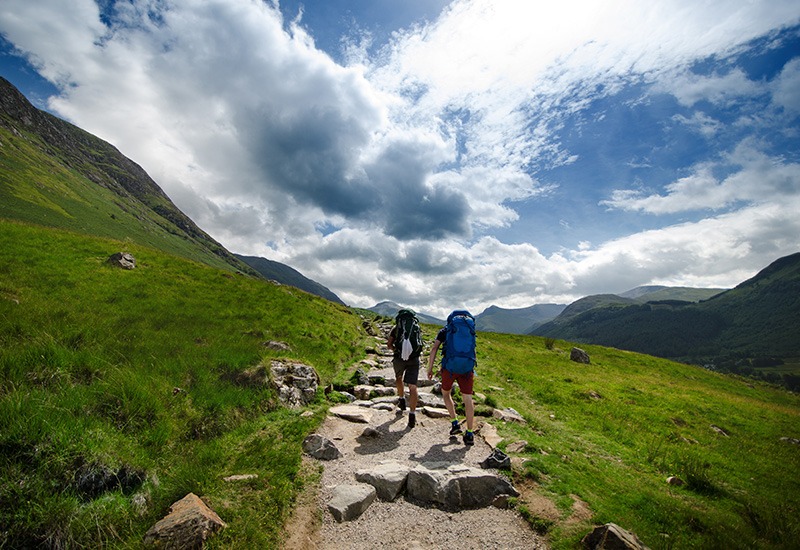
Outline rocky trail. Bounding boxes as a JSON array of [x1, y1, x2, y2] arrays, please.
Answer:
[[283, 320, 549, 550]]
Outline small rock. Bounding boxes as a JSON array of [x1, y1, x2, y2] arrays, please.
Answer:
[[481, 423, 503, 449], [361, 427, 381, 438], [223, 474, 258, 482], [710, 425, 730, 437], [570, 347, 591, 364], [506, 441, 528, 453], [330, 404, 374, 423], [303, 434, 342, 460], [581, 522, 650, 549], [143, 493, 226, 547], [107, 252, 136, 269], [492, 408, 526, 424]]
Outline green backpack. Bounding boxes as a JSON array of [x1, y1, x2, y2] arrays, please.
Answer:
[[394, 309, 423, 360]]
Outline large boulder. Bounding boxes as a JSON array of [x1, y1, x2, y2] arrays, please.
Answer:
[[355, 460, 410, 501], [406, 462, 518, 510], [143, 493, 226, 548]]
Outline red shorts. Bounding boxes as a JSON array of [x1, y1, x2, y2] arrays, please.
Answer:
[[440, 369, 474, 395]]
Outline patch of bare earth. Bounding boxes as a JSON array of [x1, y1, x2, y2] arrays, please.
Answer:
[[282, 457, 323, 550]]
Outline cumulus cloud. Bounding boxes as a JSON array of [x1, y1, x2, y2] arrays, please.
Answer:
[[1, 0, 799, 315]]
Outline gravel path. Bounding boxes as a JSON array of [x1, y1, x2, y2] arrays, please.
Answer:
[[301, 393, 548, 550], [282, 322, 549, 550]]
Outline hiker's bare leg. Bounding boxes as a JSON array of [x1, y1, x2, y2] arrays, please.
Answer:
[[395, 377, 405, 400], [442, 389, 457, 421], [463, 393, 474, 431], [408, 384, 418, 412]]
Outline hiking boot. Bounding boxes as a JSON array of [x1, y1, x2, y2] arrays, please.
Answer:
[[398, 397, 406, 411], [407, 413, 416, 429], [463, 431, 475, 446], [449, 421, 462, 436]]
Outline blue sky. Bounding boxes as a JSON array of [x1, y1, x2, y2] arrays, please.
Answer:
[[1, 1, 799, 317]]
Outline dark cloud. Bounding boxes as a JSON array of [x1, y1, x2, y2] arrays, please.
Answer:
[[363, 137, 471, 240], [242, 105, 379, 216], [384, 185, 470, 240]]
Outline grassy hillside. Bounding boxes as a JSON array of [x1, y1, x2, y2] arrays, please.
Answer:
[[2, 219, 799, 548], [476, 304, 566, 334], [0, 220, 365, 548], [466, 332, 800, 549], [235, 253, 345, 305], [0, 77, 252, 275], [532, 254, 800, 386]]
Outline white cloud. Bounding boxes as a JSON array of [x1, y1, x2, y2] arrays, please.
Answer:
[[772, 57, 800, 114], [602, 141, 800, 214], [663, 68, 763, 108], [2, 0, 799, 315]]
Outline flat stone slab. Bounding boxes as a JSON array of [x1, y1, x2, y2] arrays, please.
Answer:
[[329, 404, 374, 423], [327, 484, 377, 522]]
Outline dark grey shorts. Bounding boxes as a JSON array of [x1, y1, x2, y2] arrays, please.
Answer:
[[392, 356, 420, 386]]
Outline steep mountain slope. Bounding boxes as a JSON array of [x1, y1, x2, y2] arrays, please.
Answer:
[[532, 252, 800, 362], [475, 304, 566, 334], [235, 253, 345, 305], [0, 76, 254, 275]]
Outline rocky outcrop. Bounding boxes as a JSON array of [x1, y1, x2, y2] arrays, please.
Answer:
[[270, 360, 320, 407]]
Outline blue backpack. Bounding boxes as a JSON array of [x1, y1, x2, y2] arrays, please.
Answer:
[[442, 310, 476, 374]]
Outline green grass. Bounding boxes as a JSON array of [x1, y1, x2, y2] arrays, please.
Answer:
[[0, 219, 365, 548], [2, 219, 798, 549], [0, 123, 241, 273], [471, 332, 800, 549]]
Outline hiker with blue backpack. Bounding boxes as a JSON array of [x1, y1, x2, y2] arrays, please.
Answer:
[[427, 310, 477, 446], [387, 309, 423, 429]]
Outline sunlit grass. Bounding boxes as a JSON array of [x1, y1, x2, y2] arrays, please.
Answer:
[[0, 219, 365, 547], [2, 219, 798, 548]]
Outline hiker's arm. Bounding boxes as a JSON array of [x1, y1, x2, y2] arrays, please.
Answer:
[[427, 339, 441, 379], [387, 328, 395, 351]]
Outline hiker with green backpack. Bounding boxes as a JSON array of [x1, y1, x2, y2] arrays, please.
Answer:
[[427, 310, 477, 445], [387, 309, 423, 429]]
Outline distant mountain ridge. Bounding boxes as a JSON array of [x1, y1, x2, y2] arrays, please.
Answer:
[[532, 252, 800, 363], [235, 254, 345, 305], [367, 301, 445, 325], [475, 304, 566, 334]]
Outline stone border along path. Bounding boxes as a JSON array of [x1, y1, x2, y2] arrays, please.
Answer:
[[285, 320, 548, 550]]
